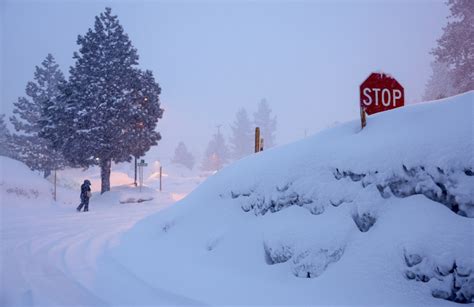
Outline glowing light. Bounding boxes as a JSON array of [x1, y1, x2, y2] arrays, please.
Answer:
[[171, 193, 187, 202]]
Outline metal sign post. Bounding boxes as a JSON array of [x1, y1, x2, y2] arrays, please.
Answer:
[[137, 159, 148, 192], [134, 156, 138, 187]]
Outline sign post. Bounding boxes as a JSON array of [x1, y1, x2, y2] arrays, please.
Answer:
[[134, 156, 138, 187], [255, 127, 261, 153], [137, 159, 148, 192], [159, 166, 162, 192], [360, 106, 366, 129], [360, 72, 404, 129]]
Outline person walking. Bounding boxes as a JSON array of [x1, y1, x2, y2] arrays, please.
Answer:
[[77, 180, 92, 212]]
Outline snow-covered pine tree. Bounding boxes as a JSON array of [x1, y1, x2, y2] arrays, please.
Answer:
[[423, 61, 456, 101], [124, 69, 164, 161], [229, 108, 253, 160], [432, 0, 473, 94], [253, 99, 277, 149], [9, 54, 66, 178], [201, 127, 229, 172], [51, 8, 163, 193], [171, 142, 195, 170], [0, 114, 14, 158]]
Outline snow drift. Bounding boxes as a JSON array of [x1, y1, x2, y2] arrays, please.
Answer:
[[0, 157, 53, 203], [105, 92, 474, 305]]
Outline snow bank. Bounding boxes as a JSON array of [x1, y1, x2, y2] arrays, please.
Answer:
[[106, 92, 473, 305], [93, 184, 160, 206], [0, 157, 53, 203]]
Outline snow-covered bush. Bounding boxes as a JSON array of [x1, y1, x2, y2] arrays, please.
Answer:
[[404, 250, 474, 304], [291, 247, 344, 278]]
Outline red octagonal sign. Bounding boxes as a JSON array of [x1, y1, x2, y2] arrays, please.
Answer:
[[360, 72, 404, 115]]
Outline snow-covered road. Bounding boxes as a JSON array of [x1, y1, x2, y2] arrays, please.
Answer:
[[1, 198, 202, 306]]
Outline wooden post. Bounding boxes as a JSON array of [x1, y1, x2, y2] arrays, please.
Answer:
[[255, 127, 260, 153], [159, 166, 162, 192], [360, 106, 367, 129], [134, 156, 138, 187]]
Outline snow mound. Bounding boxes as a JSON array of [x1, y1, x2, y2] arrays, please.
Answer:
[[0, 156, 53, 203], [92, 185, 160, 206], [109, 92, 474, 305]]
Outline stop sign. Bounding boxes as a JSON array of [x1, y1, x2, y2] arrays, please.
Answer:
[[360, 72, 404, 115]]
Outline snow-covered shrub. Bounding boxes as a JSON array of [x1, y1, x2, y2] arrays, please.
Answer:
[[352, 211, 376, 232], [292, 248, 344, 278], [239, 185, 313, 216], [263, 241, 294, 265], [404, 251, 474, 304]]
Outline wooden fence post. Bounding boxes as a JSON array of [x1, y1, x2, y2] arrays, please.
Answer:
[[360, 106, 367, 129], [255, 127, 260, 153]]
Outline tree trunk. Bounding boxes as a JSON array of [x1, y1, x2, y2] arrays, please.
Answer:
[[100, 158, 111, 194], [44, 169, 51, 179]]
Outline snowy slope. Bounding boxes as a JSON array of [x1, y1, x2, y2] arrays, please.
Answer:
[[0, 157, 53, 204], [0, 157, 178, 306], [108, 92, 474, 305]]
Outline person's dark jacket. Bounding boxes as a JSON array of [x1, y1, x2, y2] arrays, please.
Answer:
[[80, 182, 91, 201]]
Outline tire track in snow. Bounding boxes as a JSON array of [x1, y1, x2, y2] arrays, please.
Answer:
[[1, 202, 183, 306]]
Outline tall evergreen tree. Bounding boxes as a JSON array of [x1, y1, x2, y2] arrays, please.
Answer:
[[171, 142, 195, 170], [0, 114, 14, 158], [201, 127, 229, 172], [432, 0, 473, 93], [10, 54, 66, 177], [423, 61, 456, 101], [125, 69, 164, 160], [42, 8, 163, 193], [253, 99, 277, 149], [229, 108, 253, 160]]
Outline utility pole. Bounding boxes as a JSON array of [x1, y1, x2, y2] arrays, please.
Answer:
[[159, 166, 162, 192]]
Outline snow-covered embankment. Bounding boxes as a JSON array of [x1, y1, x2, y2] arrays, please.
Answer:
[[108, 92, 473, 305]]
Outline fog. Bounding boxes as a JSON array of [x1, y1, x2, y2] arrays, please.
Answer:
[[1, 0, 448, 161]]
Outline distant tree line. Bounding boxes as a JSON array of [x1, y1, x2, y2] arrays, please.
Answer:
[[424, 0, 473, 100], [173, 99, 276, 172], [1, 8, 164, 194]]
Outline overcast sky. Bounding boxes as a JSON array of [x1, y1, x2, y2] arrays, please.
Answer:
[[1, 0, 448, 161]]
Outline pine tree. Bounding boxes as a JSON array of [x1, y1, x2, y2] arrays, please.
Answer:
[[0, 114, 14, 158], [253, 99, 277, 149], [423, 61, 456, 101], [229, 108, 253, 160], [171, 142, 195, 170], [43, 8, 163, 193], [432, 0, 473, 93], [124, 69, 164, 160], [10, 54, 66, 177], [201, 127, 229, 172]]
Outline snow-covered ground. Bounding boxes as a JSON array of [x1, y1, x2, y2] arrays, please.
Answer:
[[109, 91, 473, 305], [1, 92, 473, 306], [0, 157, 204, 306]]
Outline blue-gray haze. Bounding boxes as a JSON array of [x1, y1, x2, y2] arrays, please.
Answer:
[[1, 0, 447, 160]]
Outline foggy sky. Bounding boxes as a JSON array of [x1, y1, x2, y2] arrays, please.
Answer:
[[1, 0, 448, 161]]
